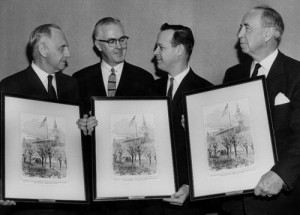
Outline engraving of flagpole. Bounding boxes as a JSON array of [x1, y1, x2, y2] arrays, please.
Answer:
[[222, 103, 231, 126], [40, 116, 48, 139]]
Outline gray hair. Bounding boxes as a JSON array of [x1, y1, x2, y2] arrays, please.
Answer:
[[254, 5, 284, 44], [92, 17, 124, 40], [29, 24, 62, 58]]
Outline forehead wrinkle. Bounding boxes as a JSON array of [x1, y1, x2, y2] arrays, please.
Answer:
[[97, 24, 124, 39]]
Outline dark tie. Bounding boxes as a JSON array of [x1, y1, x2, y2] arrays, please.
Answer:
[[251, 63, 261, 78], [47, 75, 57, 100], [108, 68, 116, 97], [167, 77, 174, 99]]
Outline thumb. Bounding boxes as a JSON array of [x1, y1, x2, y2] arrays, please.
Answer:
[[174, 188, 184, 198], [83, 114, 88, 119]]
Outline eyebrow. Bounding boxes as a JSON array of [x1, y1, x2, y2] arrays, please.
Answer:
[[240, 22, 250, 27]]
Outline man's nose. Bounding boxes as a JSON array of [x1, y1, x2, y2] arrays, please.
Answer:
[[237, 27, 245, 38], [64, 47, 71, 57], [153, 46, 159, 55]]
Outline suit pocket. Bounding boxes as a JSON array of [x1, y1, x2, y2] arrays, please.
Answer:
[[273, 103, 291, 131]]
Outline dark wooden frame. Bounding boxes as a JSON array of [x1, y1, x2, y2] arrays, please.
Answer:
[[1, 92, 88, 204], [91, 97, 178, 201]]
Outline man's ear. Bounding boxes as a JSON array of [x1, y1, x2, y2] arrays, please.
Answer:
[[176, 44, 184, 57], [265, 27, 275, 42], [94, 41, 102, 52], [38, 42, 48, 58]]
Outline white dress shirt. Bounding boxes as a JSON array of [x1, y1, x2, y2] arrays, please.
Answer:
[[167, 66, 190, 98], [31, 62, 57, 93], [251, 49, 278, 78]]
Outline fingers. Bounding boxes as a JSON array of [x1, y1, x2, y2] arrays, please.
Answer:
[[181, 115, 185, 129], [87, 116, 98, 136], [162, 185, 189, 206], [163, 197, 184, 206], [77, 114, 98, 136], [77, 114, 88, 136], [0, 200, 16, 206]]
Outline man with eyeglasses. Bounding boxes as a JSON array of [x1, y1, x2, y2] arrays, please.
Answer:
[[72, 17, 154, 215], [73, 17, 154, 113]]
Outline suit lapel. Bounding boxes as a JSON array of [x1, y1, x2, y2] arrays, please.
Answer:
[[56, 72, 67, 99], [26, 66, 49, 98], [241, 61, 252, 78], [172, 69, 194, 102], [266, 52, 286, 108], [90, 63, 106, 96], [116, 61, 129, 96]]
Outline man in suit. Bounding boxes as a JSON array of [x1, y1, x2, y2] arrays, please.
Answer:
[[73, 17, 154, 215], [153, 23, 212, 214], [223, 5, 300, 214], [73, 17, 154, 113], [0, 24, 82, 215], [0, 24, 80, 102]]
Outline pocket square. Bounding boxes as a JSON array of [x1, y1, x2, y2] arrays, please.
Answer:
[[275, 92, 290, 105]]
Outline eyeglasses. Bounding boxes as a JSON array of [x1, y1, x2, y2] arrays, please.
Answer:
[[96, 36, 129, 47]]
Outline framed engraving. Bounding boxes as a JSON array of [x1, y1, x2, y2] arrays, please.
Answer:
[[1, 93, 88, 203], [92, 97, 177, 201], [183, 77, 276, 200]]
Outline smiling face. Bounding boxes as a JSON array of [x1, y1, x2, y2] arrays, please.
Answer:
[[153, 30, 179, 74], [94, 23, 127, 67], [238, 9, 268, 60], [42, 28, 70, 74]]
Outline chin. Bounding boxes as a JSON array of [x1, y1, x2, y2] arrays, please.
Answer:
[[157, 64, 165, 71]]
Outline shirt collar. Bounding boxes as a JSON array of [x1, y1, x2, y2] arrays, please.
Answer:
[[101, 60, 124, 74], [252, 49, 278, 76], [31, 62, 57, 92], [31, 62, 52, 79], [169, 66, 190, 83]]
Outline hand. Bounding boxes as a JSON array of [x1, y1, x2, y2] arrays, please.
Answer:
[[254, 171, 284, 197], [163, 184, 189, 206], [77, 114, 89, 135], [76, 114, 98, 136], [0, 200, 16, 206], [181, 115, 185, 129], [86, 116, 98, 135]]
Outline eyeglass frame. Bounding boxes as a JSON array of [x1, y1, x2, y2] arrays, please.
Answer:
[[96, 36, 129, 47]]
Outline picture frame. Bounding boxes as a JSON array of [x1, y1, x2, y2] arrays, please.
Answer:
[[1, 93, 88, 204], [91, 97, 177, 201], [183, 77, 277, 200]]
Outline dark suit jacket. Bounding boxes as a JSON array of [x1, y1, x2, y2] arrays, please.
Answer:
[[223, 51, 300, 214], [0, 66, 80, 102], [154, 69, 213, 186], [72, 61, 154, 112], [0, 66, 82, 215], [72, 61, 154, 214]]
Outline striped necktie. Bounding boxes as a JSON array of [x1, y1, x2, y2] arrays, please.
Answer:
[[47, 75, 57, 100], [108, 68, 116, 97]]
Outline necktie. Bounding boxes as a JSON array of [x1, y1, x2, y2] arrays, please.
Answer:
[[251, 63, 261, 78], [167, 77, 174, 99], [108, 68, 116, 97], [47, 75, 57, 100]]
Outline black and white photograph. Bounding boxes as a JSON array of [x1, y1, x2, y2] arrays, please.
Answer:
[[1, 0, 300, 214]]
